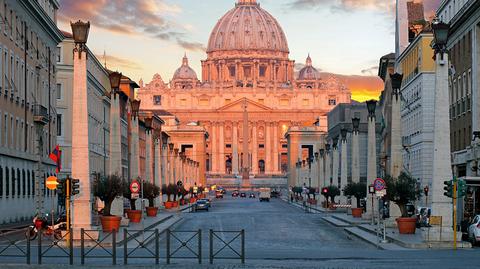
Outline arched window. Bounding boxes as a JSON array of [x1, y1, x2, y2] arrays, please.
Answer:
[[22, 169, 25, 196], [258, 160, 265, 174]]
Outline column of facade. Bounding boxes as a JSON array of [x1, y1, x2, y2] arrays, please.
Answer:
[[324, 146, 331, 186], [332, 139, 339, 188], [179, 154, 185, 185], [340, 130, 348, 204], [219, 123, 225, 174], [173, 149, 179, 184], [232, 122, 239, 174], [161, 144, 168, 186], [154, 138, 162, 205], [366, 100, 378, 218], [390, 74, 403, 219], [252, 122, 258, 174], [71, 44, 93, 230], [145, 128, 153, 183], [109, 92, 122, 176], [273, 122, 279, 174], [130, 114, 141, 180], [318, 149, 325, 189], [168, 145, 174, 185], [351, 121, 360, 208], [265, 122, 272, 174], [211, 123, 217, 173]]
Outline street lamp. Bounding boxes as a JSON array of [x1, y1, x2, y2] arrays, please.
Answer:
[[109, 71, 122, 92], [341, 128, 348, 141], [390, 73, 404, 100], [319, 149, 325, 157], [314, 152, 319, 161], [325, 143, 331, 152], [169, 143, 174, 151], [144, 117, 153, 130], [70, 20, 90, 53], [131, 99, 141, 119], [432, 20, 450, 60], [352, 117, 360, 133], [366, 100, 377, 118]]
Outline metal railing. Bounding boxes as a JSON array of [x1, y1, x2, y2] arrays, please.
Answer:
[[123, 229, 159, 265], [37, 229, 73, 265], [209, 229, 244, 264], [0, 228, 30, 264], [80, 229, 116, 265], [166, 229, 202, 264]]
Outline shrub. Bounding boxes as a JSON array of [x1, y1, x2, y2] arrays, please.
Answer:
[[93, 174, 123, 216]]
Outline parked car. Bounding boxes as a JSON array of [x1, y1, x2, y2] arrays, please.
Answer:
[[259, 188, 271, 202], [199, 198, 211, 207], [194, 200, 209, 211], [468, 215, 480, 246], [249, 193, 256, 198], [240, 192, 246, 198], [232, 190, 240, 197], [216, 191, 224, 199], [270, 190, 280, 198]]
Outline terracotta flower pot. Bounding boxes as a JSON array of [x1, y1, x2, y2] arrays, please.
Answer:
[[127, 210, 142, 223], [164, 201, 173, 209], [146, 207, 158, 217], [352, 208, 363, 218], [173, 201, 179, 207], [100, 216, 121, 232], [189, 197, 196, 203], [396, 217, 416, 234]]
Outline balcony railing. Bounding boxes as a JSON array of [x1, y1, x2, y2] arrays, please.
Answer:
[[33, 104, 49, 125]]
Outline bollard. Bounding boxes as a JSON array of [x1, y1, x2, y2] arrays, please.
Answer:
[[155, 229, 159, 265], [166, 229, 170, 264], [112, 230, 117, 265], [241, 229, 245, 264], [123, 229, 128, 265], [198, 229, 202, 264], [37, 229, 42, 264], [26, 230, 31, 265], [209, 229, 213, 264], [69, 229, 73, 265], [80, 228, 85, 265]]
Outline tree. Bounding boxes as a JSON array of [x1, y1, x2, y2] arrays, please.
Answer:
[[343, 182, 367, 208], [93, 174, 123, 216], [327, 185, 340, 204], [143, 182, 160, 207], [384, 172, 422, 217]]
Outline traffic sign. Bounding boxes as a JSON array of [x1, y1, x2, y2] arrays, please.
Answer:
[[131, 193, 140, 199], [373, 178, 386, 191], [46, 176, 58, 190], [130, 180, 140, 194]]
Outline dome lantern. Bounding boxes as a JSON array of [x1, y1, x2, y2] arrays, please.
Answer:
[[237, 0, 258, 5]]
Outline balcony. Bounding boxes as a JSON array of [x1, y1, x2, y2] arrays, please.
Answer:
[[33, 104, 49, 125]]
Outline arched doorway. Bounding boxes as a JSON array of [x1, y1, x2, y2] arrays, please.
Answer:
[[258, 160, 265, 174], [226, 156, 232, 174]]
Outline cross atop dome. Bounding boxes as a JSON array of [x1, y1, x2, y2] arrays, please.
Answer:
[[182, 53, 189, 66], [237, 0, 258, 6], [306, 53, 312, 66]]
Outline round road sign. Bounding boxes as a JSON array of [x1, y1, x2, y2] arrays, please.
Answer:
[[130, 180, 140, 194], [46, 176, 58, 190], [374, 178, 386, 191]]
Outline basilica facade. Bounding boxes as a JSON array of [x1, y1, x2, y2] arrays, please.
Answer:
[[138, 0, 351, 179]]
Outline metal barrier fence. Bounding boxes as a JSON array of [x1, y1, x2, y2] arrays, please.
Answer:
[[209, 229, 245, 264], [123, 229, 160, 265], [166, 229, 202, 264], [0, 228, 246, 265], [80, 228, 116, 265], [0, 229, 30, 264]]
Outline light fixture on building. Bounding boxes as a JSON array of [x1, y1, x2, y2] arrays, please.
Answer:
[[314, 152, 319, 160], [109, 71, 123, 91], [366, 100, 377, 118], [390, 73, 404, 100], [473, 131, 480, 141], [432, 20, 450, 60], [319, 149, 325, 156], [169, 143, 174, 151], [341, 128, 348, 141], [325, 143, 331, 152], [144, 117, 153, 130], [130, 99, 141, 118]]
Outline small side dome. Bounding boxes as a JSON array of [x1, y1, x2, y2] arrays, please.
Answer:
[[298, 54, 320, 80], [173, 54, 198, 80]]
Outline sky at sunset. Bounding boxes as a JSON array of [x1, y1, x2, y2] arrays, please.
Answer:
[[57, 0, 398, 102]]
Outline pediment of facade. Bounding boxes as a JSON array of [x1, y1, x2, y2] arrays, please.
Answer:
[[217, 98, 273, 112]]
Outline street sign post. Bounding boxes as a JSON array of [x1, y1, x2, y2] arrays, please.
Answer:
[[46, 176, 58, 190], [130, 180, 140, 194]]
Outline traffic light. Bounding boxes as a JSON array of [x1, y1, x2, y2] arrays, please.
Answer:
[[71, 178, 80, 196], [322, 187, 328, 195], [443, 180, 453, 198], [57, 178, 66, 196], [457, 179, 467, 198]]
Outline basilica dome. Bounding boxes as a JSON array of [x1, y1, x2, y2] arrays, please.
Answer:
[[173, 54, 198, 80], [207, 0, 289, 55], [298, 55, 320, 80]]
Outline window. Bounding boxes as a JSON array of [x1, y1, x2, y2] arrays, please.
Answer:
[[226, 144, 232, 148], [153, 95, 161, 105], [11, 167, 14, 196], [56, 83, 62, 99], [282, 144, 288, 149], [225, 99, 231, 104], [56, 114, 62, 136], [199, 98, 209, 106], [5, 167, 8, 196], [243, 66, 251, 78], [259, 144, 265, 148], [280, 99, 289, 106], [56, 46, 61, 63], [328, 99, 336, 106], [229, 66, 236, 77], [257, 99, 264, 104], [180, 98, 187, 106], [259, 66, 266, 77], [302, 99, 309, 106]]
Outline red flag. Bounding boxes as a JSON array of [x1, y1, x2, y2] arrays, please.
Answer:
[[49, 145, 61, 173]]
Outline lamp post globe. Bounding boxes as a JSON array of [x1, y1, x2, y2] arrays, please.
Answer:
[[70, 20, 90, 45], [352, 117, 360, 132], [366, 100, 377, 117], [109, 71, 122, 90]]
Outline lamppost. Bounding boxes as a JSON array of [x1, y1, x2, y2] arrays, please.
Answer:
[[130, 99, 141, 180], [325, 143, 331, 185], [430, 19, 454, 241], [108, 71, 123, 176], [351, 117, 360, 208], [319, 149, 325, 190], [340, 128, 348, 204], [366, 100, 378, 218], [390, 72, 404, 178]]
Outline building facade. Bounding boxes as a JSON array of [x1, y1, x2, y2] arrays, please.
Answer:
[[137, 0, 351, 182], [397, 31, 436, 206], [437, 0, 480, 223], [0, 0, 63, 224]]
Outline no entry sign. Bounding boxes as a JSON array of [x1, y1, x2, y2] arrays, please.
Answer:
[[130, 180, 140, 194], [46, 176, 58, 190], [374, 178, 386, 191]]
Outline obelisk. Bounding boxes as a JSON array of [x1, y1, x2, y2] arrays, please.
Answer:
[[242, 98, 251, 187]]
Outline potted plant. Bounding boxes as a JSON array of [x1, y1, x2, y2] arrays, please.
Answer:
[[189, 187, 197, 203], [327, 185, 341, 209], [307, 187, 317, 205], [385, 172, 422, 234], [178, 186, 188, 205], [344, 182, 367, 217], [93, 174, 123, 232], [123, 179, 142, 223], [144, 182, 160, 217], [198, 186, 205, 198], [170, 184, 180, 207], [162, 184, 173, 209]]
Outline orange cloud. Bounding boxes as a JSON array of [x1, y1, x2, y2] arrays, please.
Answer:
[[325, 73, 383, 102]]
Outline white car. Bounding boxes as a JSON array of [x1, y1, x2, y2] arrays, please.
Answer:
[[468, 215, 480, 246]]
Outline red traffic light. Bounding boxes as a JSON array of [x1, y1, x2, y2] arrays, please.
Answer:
[[322, 187, 328, 194]]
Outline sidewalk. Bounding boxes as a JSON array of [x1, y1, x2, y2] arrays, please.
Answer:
[[323, 212, 472, 250], [281, 197, 347, 214]]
